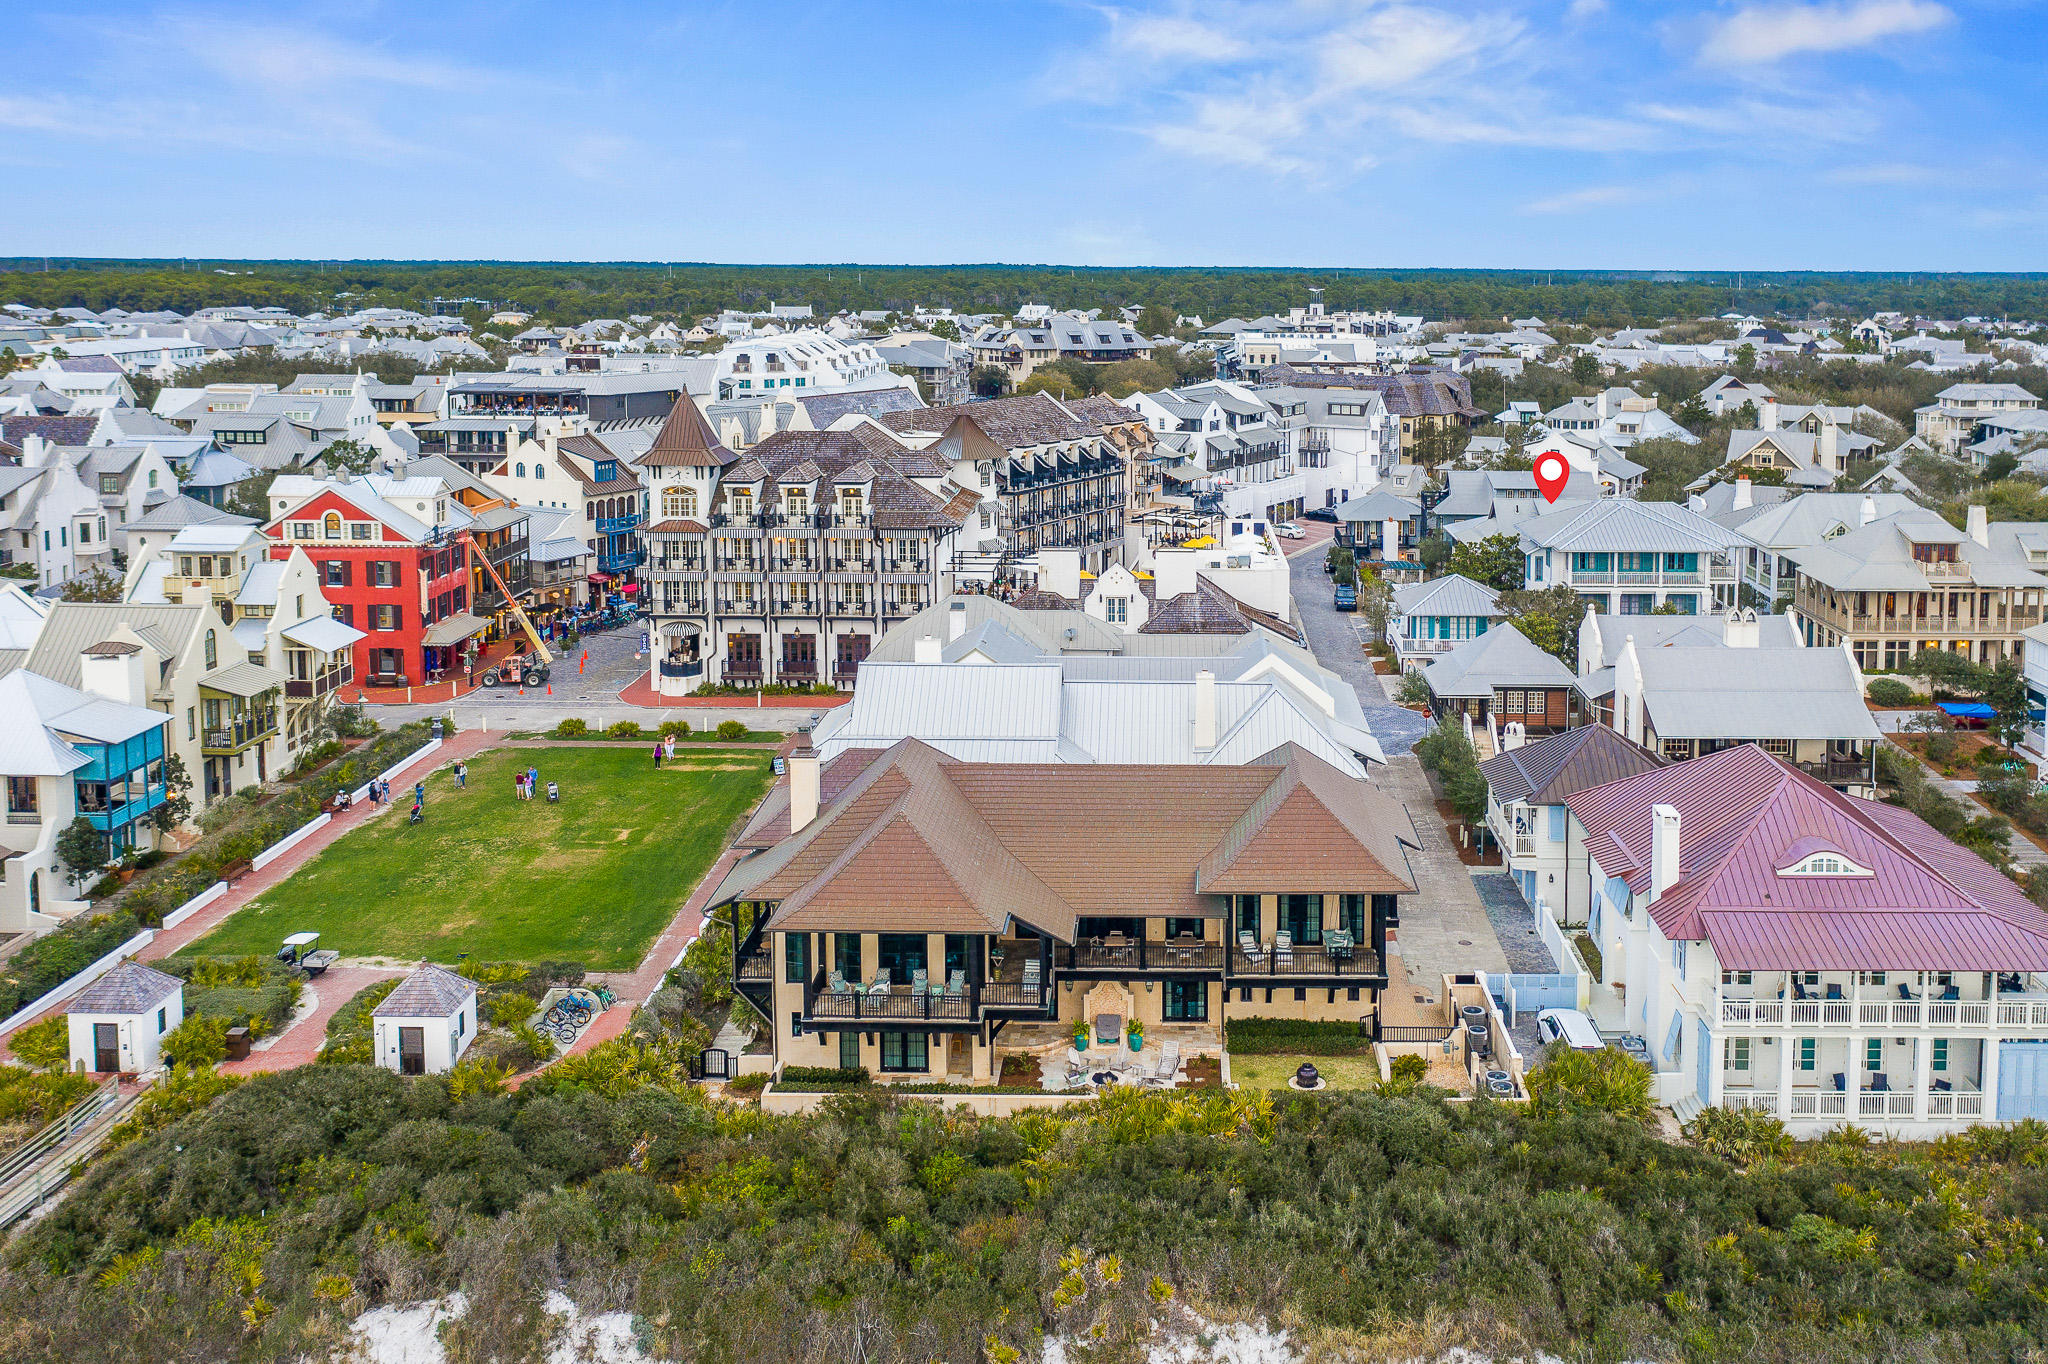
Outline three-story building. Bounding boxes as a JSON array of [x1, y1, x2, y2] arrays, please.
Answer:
[[1520, 499, 1743, 616]]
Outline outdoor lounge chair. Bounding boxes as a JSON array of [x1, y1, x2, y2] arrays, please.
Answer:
[[1898, 983, 1917, 1001], [1237, 932, 1264, 966], [867, 969, 892, 995], [1933, 1079, 1953, 1092], [1831, 1072, 1846, 1092], [911, 968, 929, 994], [829, 971, 851, 994], [1941, 985, 1960, 1001], [1021, 958, 1042, 986], [1146, 1040, 1183, 1087], [1871, 1073, 1891, 1092], [1275, 931, 1294, 968], [1825, 984, 1844, 1001], [946, 969, 966, 996]]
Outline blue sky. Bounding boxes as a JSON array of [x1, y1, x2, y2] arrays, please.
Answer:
[[5, 0, 2044, 269]]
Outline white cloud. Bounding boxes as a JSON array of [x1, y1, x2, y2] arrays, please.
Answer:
[[1109, 10, 1250, 63], [1700, 0, 1952, 65], [1568, 0, 1608, 16], [1523, 184, 1639, 215]]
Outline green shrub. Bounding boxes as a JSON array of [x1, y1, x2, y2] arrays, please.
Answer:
[[103, 1066, 244, 1150], [318, 979, 398, 1066], [160, 1015, 229, 1070], [0, 911, 144, 1018], [715, 720, 749, 741], [659, 719, 692, 738], [0, 1066, 99, 1131], [780, 1065, 869, 1085], [607, 719, 644, 739], [1223, 1018, 1369, 1055], [10, 1016, 71, 1072], [444, 1056, 511, 1099], [1387, 1053, 1429, 1084], [552, 717, 589, 738], [725, 1071, 768, 1096], [1396, 669, 1434, 705], [488, 993, 537, 1028], [1685, 1105, 1794, 1162], [1865, 677, 1920, 707], [1524, 1043, 1653, 1121]]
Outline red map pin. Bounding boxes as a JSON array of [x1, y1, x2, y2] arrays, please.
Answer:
[[1534, 450, 1571, 504]]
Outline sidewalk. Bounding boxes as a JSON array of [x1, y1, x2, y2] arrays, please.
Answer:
[[219, 964, 402, 1076]]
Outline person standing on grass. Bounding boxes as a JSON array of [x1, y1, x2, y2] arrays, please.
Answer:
[[456, 761, 467, 788], [653, 741, 663, 769], [665, 734, 676, 762], [528, 764, 539, 795], [414, 781, 425, 807]]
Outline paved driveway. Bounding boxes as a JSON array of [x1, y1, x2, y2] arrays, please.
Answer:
[[1285, 538, 1432, 755]]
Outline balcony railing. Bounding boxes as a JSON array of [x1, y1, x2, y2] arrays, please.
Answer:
[[597, 549, 644, 572], [804, 974, 976, 1024], [595, 515, 642, 536], [659, 659, 705, 679], [284, 662, 353, 700], [203, 714, 278, 755], [1227, 937, 1381, 978], [1717, 992, 2048, 1029], [1054, 939, 1224, 973]]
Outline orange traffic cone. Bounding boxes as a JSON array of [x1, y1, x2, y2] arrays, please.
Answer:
[[546, 684, 552, 696]]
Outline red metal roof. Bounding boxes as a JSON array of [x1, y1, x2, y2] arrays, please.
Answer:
[[1564, 744, 2048, 972]]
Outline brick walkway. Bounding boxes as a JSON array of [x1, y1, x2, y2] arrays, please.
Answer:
[[220, 965, 401, 1075], [0, 729, 501, 1065]]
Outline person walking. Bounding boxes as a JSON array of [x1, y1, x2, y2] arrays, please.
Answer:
[[653, 741, 663, 769], [413, 780, 425, 807]]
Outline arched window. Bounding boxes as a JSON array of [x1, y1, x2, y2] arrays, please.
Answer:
[[516, 462, 526, 477], [204, 630, 217, 668], [323, 511, 342, 539], [27, 871, 37, 916], [147, 469, 158, 489]]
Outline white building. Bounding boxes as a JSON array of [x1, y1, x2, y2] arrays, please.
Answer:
[[66, 962, 183, 1075], [371, 963, 478, 1076], [710, 329, 907, 402], [1566, 744, 2048, 1135], [1519, 499, 1744, 616], [1477, 723, 1665, 913]]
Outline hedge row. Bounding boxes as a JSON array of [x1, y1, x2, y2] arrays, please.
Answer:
[[0, 910, 145, 1019], [1223, 1017, 1372, 1056]]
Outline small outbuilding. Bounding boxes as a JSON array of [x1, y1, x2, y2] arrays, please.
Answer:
[[66, 961, 183, 1075], [371, 963, 478, 1076]]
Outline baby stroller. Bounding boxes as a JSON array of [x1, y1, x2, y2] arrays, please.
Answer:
[[546, 781, 560, 803], [409, 801, 424, 825]]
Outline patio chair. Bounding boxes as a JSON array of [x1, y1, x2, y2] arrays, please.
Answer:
[[1871, 1072, 1891, 1092], [911, 968, 929, 994], [1275, 931, 1294, 968], [1792, 978, 1812, 1000], [829, 970, 850, 994], [1824, 984, 1844, 1001], [1933, 1078, 1953, 1092], [1147, 1040, 1183, 1087], [946, 969, 966, 996], [1898, 983, 1917, 1002], [1021, 957, 1042, 986], [867, 969, 892, 996], [1941, 985, 1960, 1001], [1237, 931, 1264, 966], [1831, 1072, 1846, 1092]]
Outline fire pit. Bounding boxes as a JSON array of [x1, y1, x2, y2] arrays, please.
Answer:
[[1289, 1062, 1326, 1091]]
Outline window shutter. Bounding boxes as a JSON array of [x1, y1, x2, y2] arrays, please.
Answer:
[[340, 560, 353, 587], [389, 604, 403, 631]]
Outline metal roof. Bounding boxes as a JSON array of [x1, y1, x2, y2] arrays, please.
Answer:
[[1423, 625, 1577, 699], [198, 659, 286, 697], [1391, 574, 1500, 620], [1634, 648, 1880, 741], [1564, 745, 2048, 972], [1518, 498, 1743, 555]]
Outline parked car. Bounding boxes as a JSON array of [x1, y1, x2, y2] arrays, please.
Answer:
[[1333, 582, 1357, 612], [1273, 522, 1305, 540], [1302, 507, 1339, 524], [1535, 1007, 1604, 1052]]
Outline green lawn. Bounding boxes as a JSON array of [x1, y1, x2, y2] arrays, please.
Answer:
[[1229, 1053, 1384, 1090], [182, 746, 773, 969]]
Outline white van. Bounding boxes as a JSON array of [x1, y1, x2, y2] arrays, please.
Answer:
[[1535, 1007, 1603, 1052]]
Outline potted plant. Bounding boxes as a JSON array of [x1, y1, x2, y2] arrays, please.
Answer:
[[1127, 1018, 1143, 1052], [1072, 1019, 1090, 1052]]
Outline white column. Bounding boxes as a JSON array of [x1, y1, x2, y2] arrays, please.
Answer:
[[1913, 1035, 1933, 1126], [1706, 1022, 1724, 1108], [1382, 519, 1398, 560], [1851, 1030, 1866, 1119], [1777, 1026, 1795, 1119], [1984, 1035, 2002, 1125]]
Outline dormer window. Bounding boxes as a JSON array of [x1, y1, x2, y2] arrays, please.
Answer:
[[1779, 852, 1872, 878]]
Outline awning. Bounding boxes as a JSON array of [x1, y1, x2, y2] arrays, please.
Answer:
[[1938, 702, 1995, 719], [199, 659, 287, 697], [586, 572, 611, 583], [421, 612, 489, 648], [280, 615, 364, 653]]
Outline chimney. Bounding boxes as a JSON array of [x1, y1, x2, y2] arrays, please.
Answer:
[[1761, 397, 1778, 431], [1732, 475, 1753, 510], [947, 598, 967, 642], [1650, 803, 1681, 901], [1595, 389, 1610, 421], [1151, 546, 1198, 600], [1860, 494, 1878, 527], [1722, 607, 1759, 648], [787, 753, 820, 833], [1818, 419, 1839, 469], [1193, 669, 1217, 751], [1038, 546, 1083, 601], [913, 632, 941, 664], [1968, 504, 1989, 548], [79, 641, 148, 707]]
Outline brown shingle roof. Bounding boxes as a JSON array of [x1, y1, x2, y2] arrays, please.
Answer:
[[879, 393, 1099, 449], [639, 392, 736, 468], [372, 963, 475, 1018], [1478, 725, 1665, 807], [717, 739, 1416, 940]]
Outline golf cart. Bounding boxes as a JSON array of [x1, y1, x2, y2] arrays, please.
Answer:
[[278, 932, 339, 977]]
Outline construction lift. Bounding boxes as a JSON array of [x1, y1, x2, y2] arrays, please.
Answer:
[[458, 531, 553, 687]]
